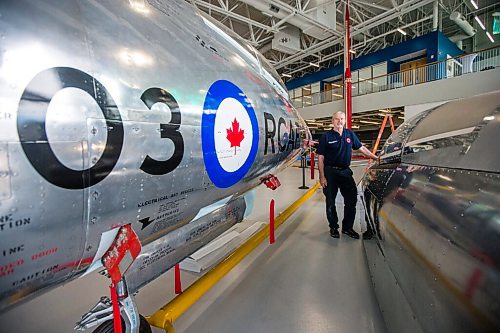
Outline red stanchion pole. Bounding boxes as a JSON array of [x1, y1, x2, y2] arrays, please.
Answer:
[[110, 283, 122, 333], [269, 199, 275, 244], [310, 152, 315, 180], [175, 263, 182, 294]]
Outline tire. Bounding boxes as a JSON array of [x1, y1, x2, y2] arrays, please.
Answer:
[[92, 315, 152, 333]]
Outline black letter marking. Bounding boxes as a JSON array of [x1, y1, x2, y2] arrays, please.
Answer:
[[17, 67, 123, 189], [277, 117, 287, 152], [264, 112, 276, 155], [139, 88, 184, 175]]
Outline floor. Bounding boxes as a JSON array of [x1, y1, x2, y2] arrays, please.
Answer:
[[0, 162, 387, 333]]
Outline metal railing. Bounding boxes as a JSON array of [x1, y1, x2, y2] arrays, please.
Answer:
[[291, 46, 500, 109]]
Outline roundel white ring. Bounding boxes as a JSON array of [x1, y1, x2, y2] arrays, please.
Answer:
[[202, 80, 259, 188]]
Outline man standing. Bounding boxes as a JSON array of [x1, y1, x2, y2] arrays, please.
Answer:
[[317, 111, 378, 239]]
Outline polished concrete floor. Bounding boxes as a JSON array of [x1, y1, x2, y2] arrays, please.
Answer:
[[0, 162, 387, 333]]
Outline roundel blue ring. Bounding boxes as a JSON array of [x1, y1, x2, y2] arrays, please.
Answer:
[[202, 80, 259, 188]]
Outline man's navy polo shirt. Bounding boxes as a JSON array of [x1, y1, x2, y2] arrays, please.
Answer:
[[317, 129, 362, 168]]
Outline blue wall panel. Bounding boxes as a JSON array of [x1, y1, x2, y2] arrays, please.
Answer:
[[286, 31, 462, 90], [437, 33, 463, 60]]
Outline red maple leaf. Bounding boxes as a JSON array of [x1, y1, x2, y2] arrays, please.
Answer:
[[226, 118, 245, 155]]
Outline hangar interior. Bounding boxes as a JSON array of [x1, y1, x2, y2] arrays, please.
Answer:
[[0, 1, 499, 333], [1, 166, 388, 333], [193, 0, 500, 148]]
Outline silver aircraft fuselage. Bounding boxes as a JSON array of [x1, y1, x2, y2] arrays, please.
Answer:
[[0, 0, 308, 312], [362, 92, 500, 333]]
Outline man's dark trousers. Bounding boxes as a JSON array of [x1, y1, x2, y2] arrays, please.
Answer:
[[323, 167, 357, 231]]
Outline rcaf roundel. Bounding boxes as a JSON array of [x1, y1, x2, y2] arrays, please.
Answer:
[[202, 80, 259, 188]]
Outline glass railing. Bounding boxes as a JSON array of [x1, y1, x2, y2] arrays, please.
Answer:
[[291, 46, 500, 108]]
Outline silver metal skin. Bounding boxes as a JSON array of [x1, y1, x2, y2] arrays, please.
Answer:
[[0, 0, 308, 313], [362, 91, 500, 333], [125, 196, 247, 293]]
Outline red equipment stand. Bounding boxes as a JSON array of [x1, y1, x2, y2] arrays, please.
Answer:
[[388, 116, 395, 132], [372, 115, 396, 155]]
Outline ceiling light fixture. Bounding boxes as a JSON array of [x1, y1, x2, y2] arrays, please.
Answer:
[[475, 16, 486, 30], [282, 73, 292, 78], [359, 120, 380, 125], [486, 31, 495, 43], [309, 62, 320, 68], [397, 28, 407, 35], [261, 11, 273, 17], [349, 50, 356, 54], [470, 0, 478, 10]]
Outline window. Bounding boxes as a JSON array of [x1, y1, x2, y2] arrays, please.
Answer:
[[358, 67, 371, 94]]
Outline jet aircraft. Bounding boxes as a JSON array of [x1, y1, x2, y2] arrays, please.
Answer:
[[0, 0, 309, 331], [362, 91, 500, 333]]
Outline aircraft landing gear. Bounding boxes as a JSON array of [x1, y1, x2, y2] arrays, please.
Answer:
[[77, 224, 145, 333], [92, 315, 151, 333], [75, 279, 151, 333]]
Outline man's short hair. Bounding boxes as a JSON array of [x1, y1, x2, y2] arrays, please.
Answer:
[[332, 111, 345, 117]]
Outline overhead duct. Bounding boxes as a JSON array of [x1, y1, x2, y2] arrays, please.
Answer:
[[240, 0, 336, 41], [306, 1, 337, 38], [272, 26, 301, 54], [433, 0, 438, 30], [449, 35, 467, 49], [450, 12, 476, 37], [449, 12, 476, 49]]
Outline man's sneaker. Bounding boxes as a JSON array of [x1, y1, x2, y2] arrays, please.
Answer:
[[342, 229, 360, 239], [330, 229, 339, 238], [362, 230, 374, 240]]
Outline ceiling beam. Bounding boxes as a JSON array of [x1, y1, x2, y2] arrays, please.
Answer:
[[351, 0, 390, 12], [270, 0, 343, 37], [286, 14, 433, 75], [275, 0, 435, 69], [191, 0, 279, 33]]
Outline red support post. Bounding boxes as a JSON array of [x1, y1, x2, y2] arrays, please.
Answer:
[[344, 0, 352, 129], [110, 283, 122, 333], [175, 263, 182, 294], [269, 199, 275, 244], [310, 152, 315, 180]]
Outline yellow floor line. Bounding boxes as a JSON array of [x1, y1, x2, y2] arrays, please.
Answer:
[[146, 182, 321, 332]]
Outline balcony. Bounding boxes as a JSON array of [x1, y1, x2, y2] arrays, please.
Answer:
[[291, 46, 500, 110]]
